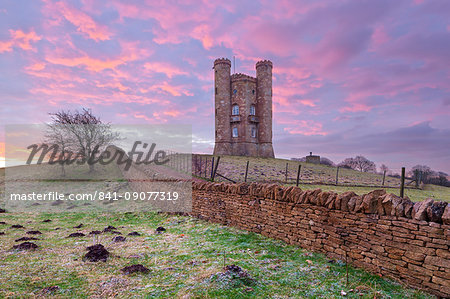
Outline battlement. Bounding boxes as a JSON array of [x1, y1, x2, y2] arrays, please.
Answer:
[[214, 58, 231, 67], [231, 73, 256, 83], [256, 60, 273, 68]]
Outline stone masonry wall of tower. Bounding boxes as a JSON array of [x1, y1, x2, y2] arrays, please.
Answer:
[[213, 58, 275, 158]]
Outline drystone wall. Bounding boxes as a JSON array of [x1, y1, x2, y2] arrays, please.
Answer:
[[191, 181, 450, 297]]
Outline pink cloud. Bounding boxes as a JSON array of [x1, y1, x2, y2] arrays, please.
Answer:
[[282, 120, 328, 136], [54, 1, 110, 41], [0, 29, 41, 53], [144, 61, 188, 78]]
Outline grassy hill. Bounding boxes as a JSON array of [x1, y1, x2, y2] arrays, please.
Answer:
[[193, 155, 450, 202]]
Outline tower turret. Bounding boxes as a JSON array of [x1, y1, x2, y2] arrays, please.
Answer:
[[213, 58, 232, 155], [256, 60, 275, 158]]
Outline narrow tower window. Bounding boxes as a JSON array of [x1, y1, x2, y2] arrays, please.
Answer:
[[250, 105, 256, 116], [232, 127, 238, 137], [251, 127, 257, 138], [232, 104, 239, 115]]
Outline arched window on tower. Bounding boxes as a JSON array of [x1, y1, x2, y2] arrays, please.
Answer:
[[251, 126, 257, 138], [232, 127, 238, 138], [232, 104, 239, 115], [250, 105, 256, 116]]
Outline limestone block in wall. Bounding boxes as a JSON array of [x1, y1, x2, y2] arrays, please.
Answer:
[[316, 191, 329, 206], [325, 193, 338, 209], [381, 194, 403, 216], [308, 189, 322, 205], [361, 189, 386, 214], [442, 203, 450, 225], [404, 199, 414, 218], [426, 201, 447, 223], [236, 183, 249, 195], [347, 195, 361, 211], [336, 191, 357, 211], [412, 198, 434, 221]]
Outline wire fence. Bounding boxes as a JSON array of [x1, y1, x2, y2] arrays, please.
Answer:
[[191, 154, 415, 190]]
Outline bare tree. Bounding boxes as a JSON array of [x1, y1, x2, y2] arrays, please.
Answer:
[[380, 164, 389, 174], [353, 156, 376, 172], [338, 156, 376, 173], [48, 108, 119, 173]]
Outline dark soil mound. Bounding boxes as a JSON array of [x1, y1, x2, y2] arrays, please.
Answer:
[[73, 223, 83, 228], [0, 221, 6, 225], [128, 232, 141, 236], [0, 208, 6, 213], [112, 236, 126, 242], [67, 232, 85, 237], [0, 232, 4, 235], [83, 244, 109, 262], [121, 264, 150, 274], [13, 242, 38, 250], [110, 231, 122, 234], [89, 230, 102, 235], [42, 219, 52, 223], [16, 237, 39, 242], [155, 226, 166, 234], [11, 224, 24, 229], [27, 230, 42, 235], [103, 225, 117, 232]]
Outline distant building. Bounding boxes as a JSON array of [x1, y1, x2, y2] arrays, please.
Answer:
[[213, 58, 275, 158], [305, 152, 320, 164]]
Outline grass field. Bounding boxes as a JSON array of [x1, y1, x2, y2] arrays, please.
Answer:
[[193, 155, 450, 202], [0, 212, 433, 298]]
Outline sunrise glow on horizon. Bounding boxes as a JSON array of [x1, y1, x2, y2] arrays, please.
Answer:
[[1, 0, 449, 173]]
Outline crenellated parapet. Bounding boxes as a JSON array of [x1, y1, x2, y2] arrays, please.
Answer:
[[214, 58, 231, 67], [231, 73, 257, 83]]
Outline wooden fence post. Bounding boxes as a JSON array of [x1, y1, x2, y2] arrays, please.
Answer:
[[212, 156, 220, 182], [210, 157, 215, 180], [204, 157, 208, 178], [382, 170, 386, 186], [400, 167, 405, 198], [296, 164, 302, 187], [285, 163, 289, 183], [335, 167, 340, 185], [244, 161, 249, 182]]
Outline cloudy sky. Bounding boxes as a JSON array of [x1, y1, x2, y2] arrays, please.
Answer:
[[1, 0, 449, 174]]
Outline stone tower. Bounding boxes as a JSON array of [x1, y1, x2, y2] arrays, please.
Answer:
[[213, 58, 275, 158]]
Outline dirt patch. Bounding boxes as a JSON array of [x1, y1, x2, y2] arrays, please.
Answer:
[[83, 244, 109, 262], [42, 219, 52, 223], [16, 237, 39, 242], [67, 232, 85, 237], [120, 264, 150, 274], [0, 232, 4, 235], [110, 231, 122, 235], [155, 226, 166, 234], [112, 236, 126, 242], [0, 221, 7, 225], [211, 264, 255, 288], [103, 225, 117, 232], [89, 230, 102, 235], [127, 232, 141, 236], [73, 223, 83, 228], [0, 208, 6, 213], [10, 224, 24, 229], [27, 230, 42, 235], [13, 242, 38, 250]]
